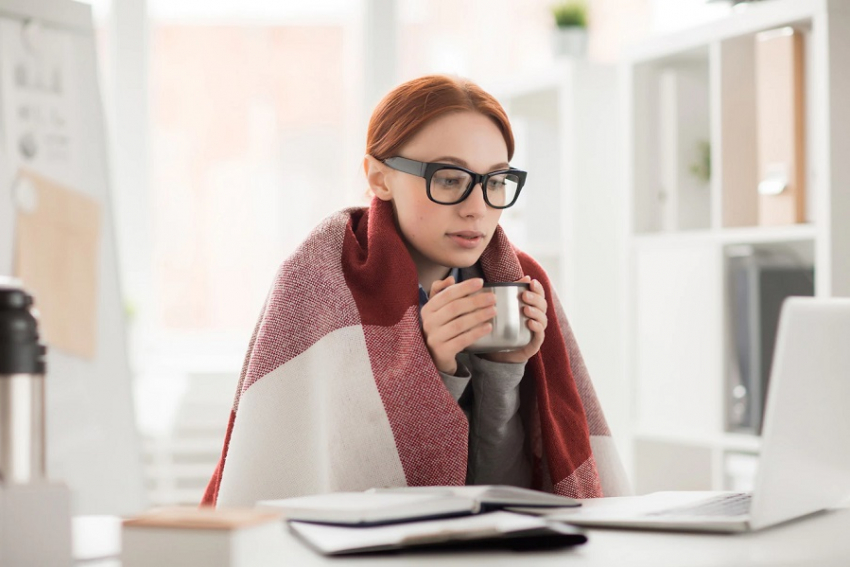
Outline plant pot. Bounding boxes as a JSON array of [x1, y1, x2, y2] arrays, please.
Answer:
[[552, 26, 587, 58]]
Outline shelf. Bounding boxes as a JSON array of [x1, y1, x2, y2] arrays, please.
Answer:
[[635, 430, 761, 453], [624, 0, 850, 494], [632, 223, 816, 246], [625, 0, 817, 63], [631, 19, 815, 234], [631, 46, 711, 233]]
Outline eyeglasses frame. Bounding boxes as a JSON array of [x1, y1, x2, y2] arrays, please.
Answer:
[[382, 156, 527, 209]]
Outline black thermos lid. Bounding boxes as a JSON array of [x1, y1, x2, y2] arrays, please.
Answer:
[[0, 286, 47, 375]]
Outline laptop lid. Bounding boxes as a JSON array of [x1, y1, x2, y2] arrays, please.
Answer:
[[749, 297, 850, 530]]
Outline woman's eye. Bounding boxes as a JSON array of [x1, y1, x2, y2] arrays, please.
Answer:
[[436, 176, 464, 188]]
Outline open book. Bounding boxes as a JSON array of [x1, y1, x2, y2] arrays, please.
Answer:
[[257, 485, 580, 526]]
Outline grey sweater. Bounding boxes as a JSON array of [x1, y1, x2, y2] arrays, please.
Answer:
[[439, 354, 532, 487]]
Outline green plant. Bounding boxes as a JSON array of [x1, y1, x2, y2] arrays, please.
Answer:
[[124, 299, 138, 323], [689, 140, 711, 183], [551, 1, 588, 29]]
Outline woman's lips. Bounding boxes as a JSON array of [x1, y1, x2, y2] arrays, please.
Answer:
[[447, 231, 485, 249]]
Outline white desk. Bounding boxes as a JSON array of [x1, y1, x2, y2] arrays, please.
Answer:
[[74, 506, 850, 567]]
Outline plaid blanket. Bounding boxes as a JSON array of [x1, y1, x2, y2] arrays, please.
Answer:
[[202, 198, 629, 506]]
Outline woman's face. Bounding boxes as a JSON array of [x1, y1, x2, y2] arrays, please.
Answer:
[[373, 110, 509, 281]]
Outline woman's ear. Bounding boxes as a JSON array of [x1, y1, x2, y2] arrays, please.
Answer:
[[364, 155, 393, 202]]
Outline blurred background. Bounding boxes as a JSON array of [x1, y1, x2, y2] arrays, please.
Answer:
[[8, 0, 811, 513], [75, 0, 733, 508]]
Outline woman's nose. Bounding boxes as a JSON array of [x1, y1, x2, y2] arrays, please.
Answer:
[[458, 182, 488, 216]]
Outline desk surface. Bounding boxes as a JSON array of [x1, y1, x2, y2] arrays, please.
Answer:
[[76, 506, 850, 567]]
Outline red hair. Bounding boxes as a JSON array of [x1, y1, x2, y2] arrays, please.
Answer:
[[366, 75, 515, 163]]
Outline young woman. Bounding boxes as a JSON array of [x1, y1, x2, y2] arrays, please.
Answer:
[[203, 75, 629, 507]]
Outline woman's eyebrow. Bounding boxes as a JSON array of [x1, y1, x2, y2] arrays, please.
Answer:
[[431, 156, 511, 171]]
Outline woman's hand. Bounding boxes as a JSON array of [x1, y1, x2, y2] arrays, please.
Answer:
[[482, 275, 548, 365], [421, 277, 497, 375]]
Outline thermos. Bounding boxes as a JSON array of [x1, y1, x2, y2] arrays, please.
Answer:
[[0, 280, 47, 484]]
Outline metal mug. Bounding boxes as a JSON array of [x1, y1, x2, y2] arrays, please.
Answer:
[[463, 282, 533, 354]]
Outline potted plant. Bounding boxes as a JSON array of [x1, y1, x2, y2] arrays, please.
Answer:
[[551, 0, 588, 58]]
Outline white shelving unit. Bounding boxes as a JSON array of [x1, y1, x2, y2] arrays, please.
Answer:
[[624, 0, 850, 494], [487, 59, 631, 467], [488, 60, 621, 304]]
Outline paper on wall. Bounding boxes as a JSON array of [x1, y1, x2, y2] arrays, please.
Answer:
[[13, 168, 101, 359], [0, 18, 74, 176]]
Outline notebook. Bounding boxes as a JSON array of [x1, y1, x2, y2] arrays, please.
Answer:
[[257, 485, 579, 526], [287, 511, 587, 555], [546, 297, 850, 532]]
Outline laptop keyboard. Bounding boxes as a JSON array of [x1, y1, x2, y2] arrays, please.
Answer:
[[646, 493, 752, 518]]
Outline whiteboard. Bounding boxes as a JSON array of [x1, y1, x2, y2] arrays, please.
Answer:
[[0, 0, 145, 514]]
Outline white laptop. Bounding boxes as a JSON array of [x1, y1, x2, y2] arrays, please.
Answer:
[[549, 297, 850, 533]]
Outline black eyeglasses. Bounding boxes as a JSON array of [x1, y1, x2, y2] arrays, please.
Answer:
[[382, 156, 527, 209]]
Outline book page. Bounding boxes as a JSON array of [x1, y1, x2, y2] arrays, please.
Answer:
[[262, 492, 446, 512], [370, 485, 580, 507]]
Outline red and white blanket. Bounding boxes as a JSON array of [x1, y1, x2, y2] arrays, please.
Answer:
[[202, 198, 629, 507]]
